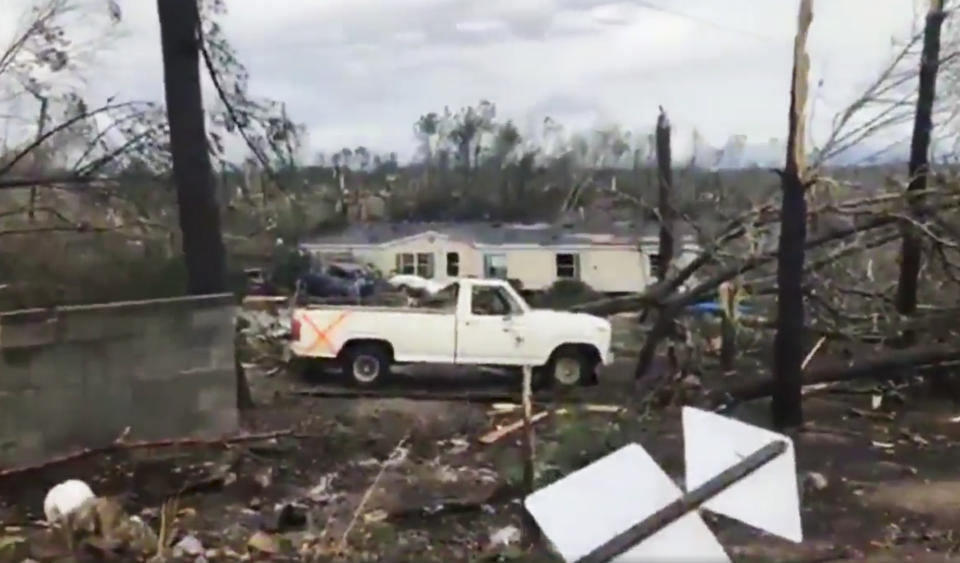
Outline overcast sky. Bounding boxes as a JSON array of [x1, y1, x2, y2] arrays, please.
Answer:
[[2, 0, 925, 163]]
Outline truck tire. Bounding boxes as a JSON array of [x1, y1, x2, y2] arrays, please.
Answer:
[[341, 343, 391, 387], [543, 347, 593, 387]]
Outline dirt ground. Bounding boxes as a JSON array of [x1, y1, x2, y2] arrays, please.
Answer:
[[5, 320, 960, 561]]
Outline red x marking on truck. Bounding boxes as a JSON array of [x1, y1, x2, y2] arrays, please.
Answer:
[[300, 311, 351, 354]]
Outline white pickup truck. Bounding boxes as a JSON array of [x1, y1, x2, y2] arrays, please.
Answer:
[[287, 278, 614, 387]]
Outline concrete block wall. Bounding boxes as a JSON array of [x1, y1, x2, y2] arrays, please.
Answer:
[[0, 294, 238, 467]]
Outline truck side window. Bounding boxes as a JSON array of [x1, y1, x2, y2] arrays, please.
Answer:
[[471, 286, 516, 316]]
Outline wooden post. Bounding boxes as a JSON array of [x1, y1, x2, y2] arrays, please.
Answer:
[[521, 365, 540, 546], [521, 365, 535, 494]]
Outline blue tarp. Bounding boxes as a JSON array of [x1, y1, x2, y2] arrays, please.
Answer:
[[687, 301, 756, 315]]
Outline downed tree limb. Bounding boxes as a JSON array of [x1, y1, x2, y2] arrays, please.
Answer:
[[481, 404, 627, 444], [722, 345, 960, 401], [488, 403, 624, 415], [801, 336, 827, 370], [480, 410, 553, 445], [0, 429, 292, 479]]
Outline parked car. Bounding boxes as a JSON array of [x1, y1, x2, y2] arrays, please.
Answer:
[[299, 261, 386, 299], [386, 274, 449, 295]]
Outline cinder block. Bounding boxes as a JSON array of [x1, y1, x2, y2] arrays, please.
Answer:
[[26, 344, 88, 388], [196, 381, 236, 412], [192, 306, 235, 330], [0, 294, 242, 465], [209, 336, 235, 369], [0, 316, 59, 349], [202, 407, 239, 436], [0, 431, 44, 467], [0, 356, 34, 392]]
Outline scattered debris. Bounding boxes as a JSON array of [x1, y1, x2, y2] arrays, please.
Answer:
[[172, 534, 204, 558], [849, 408, 895, 421], [479, 404, 625, 445], [488, 403, 624, 415], [307, 473, 340, 503], [336, 435, 409, 554], [489, 524, 521, 548], [479, 411, 552, 445], [247, 530, 280, 555], [803, 471, 829, 492], [363, 509, 387, 524], [801, 336, 827, 370]]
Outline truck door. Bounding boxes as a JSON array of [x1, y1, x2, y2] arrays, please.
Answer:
[[456, 285, 533, 365]]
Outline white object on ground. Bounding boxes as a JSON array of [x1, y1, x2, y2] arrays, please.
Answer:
[[524, 444, 731, 562], [43, 479, 95, 524], [489, 524, 521, 547], [173, 534, 205, 557], [525, 407, 803, 562], [682, 406, 803, 543], [387, 274, 448, 294]]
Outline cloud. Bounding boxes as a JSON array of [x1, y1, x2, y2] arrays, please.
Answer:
[[1, 0, 924, 163]]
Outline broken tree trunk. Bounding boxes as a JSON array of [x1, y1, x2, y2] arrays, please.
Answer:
[[656, 106, 674, 277], [157, 0, 252, 405], [719, 281, 737, 372], [771, 0, 813, 430], [633, 108, 676, 382], [895, 0, 947, 346], [156, 0, 227, 295], [723, 344, 960, 402]]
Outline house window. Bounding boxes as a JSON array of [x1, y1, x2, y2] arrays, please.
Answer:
[[649, 253, 663, 280], [555, 253, 579, 279], [483, 253, 508, 279], [446, 252, 460, 276], [396, 253, 415, 275], [396, 252, 434, 277], [416, 253, 434, 278]]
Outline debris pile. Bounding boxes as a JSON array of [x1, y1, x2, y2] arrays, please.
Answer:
[[237, 305, 291, 367]]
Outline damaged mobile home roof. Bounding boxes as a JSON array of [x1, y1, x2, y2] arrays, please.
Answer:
[[300, 221, 675, 248]]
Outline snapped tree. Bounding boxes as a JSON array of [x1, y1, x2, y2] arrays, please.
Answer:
[[155, 0, 227, 295], [771, 0, 814, 430]]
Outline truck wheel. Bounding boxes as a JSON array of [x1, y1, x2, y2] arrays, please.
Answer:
[[341, 344, 390, 386], [546, 348, 590, 387]]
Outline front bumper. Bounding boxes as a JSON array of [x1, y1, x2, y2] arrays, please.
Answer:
[[601, 348, 615, 366]]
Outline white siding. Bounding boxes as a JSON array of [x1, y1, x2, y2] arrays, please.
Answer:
[[303, 236, 698, 293], [580, 248, 646, 292], [384, 236, 481, 282], [480, 247, 648, 292]]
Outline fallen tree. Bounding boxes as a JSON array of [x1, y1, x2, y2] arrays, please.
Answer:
[[719, 344, 960, 402]]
